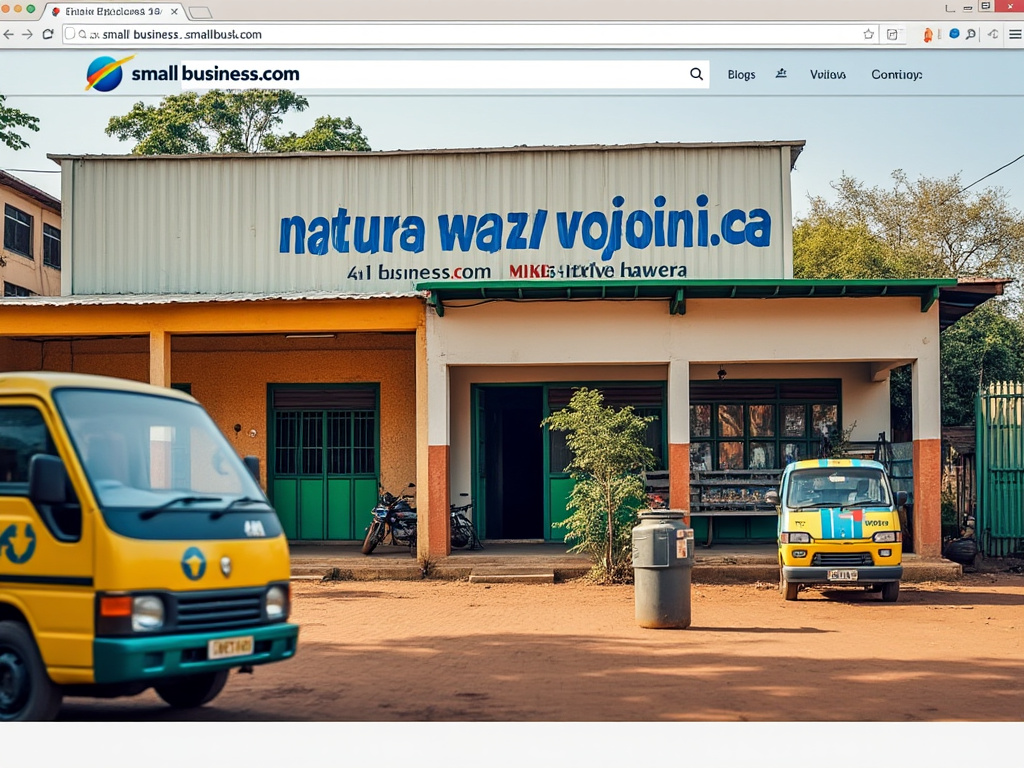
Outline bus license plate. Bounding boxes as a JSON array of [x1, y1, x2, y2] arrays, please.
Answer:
[[208, 635, 254, 660], [827, 569, 858, 581]]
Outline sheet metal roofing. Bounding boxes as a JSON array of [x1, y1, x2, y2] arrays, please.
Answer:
[[49, 140, 807, 169], [0, 169, 61, 213], [0, 291, 423, 306]]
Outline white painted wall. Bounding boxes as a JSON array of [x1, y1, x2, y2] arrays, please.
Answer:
[[428, 295, 940, 499]]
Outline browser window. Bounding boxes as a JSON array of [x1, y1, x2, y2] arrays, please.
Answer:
[[0, 0, 1014, 759], [2, 2, 1022, 300]]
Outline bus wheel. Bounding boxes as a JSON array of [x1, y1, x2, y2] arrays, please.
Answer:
[[154, 670, 230, 709], [881, 581, 900, 603], [780, 574, 799, 601], [0, 621, 63, 721]]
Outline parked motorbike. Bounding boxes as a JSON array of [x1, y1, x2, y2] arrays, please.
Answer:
[[361, 484, 417, 555], [450, 494, 483, 550]]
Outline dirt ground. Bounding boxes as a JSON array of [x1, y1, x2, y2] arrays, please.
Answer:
[[40, 565, 1023, 768], [60, 565, 1024, 725]]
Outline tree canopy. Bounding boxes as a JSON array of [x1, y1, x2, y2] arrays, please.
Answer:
[[0, 94, 40, 152], [939, 302, 1024, 425], [794, 170, 1024, 284], [794, 170, 1024, 428], [105, 89, 370, 154]]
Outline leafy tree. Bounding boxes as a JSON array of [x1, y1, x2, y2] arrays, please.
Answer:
[[262, 115, 370, 152], [795, 170, 1024, 429], [0, 94, 39, 151], [542, 387, 656, 583], [939, 303, 1024, 425], [793, 211, 916, 279], [794, 170, 1024, 283], [106, 89, 370, 154]]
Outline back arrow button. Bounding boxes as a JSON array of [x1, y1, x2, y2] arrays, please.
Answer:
[[2, 30, 13, 40]]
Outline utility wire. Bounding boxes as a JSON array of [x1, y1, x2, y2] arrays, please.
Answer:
[[942, 152, 1024, 204]]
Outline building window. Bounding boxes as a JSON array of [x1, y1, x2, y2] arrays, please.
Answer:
[[42, 223, 61, 270], [3, 281, 34, 297], [3, 204, 33, 258], [690, 380, 841, 471]]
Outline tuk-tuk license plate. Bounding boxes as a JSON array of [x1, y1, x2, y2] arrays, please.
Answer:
[[208, 635, 254, 660], [827, 569, 858, 581]]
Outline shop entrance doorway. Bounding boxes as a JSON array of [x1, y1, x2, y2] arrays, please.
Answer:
[[475, 386, 545, 540]]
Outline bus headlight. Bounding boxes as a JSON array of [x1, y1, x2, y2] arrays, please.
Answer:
[[873, 531, 901, 543], [781, 532, 812, 544], [266, 585, 289, 621], [132, 595, 165, 632]]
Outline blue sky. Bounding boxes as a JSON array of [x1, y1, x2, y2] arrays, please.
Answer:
[[5, 92, 1023, 220]]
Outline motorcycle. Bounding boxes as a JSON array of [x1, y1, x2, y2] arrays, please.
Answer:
[[361, 486, 484, 555], [361, 484, 417, 555], [450, 494, 483, 550]]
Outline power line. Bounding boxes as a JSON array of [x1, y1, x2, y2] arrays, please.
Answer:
[[0, 167, 60, 173], [954, 152, 1024, 197]]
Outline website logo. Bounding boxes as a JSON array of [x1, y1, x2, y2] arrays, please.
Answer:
[[85, 54, 136, 92]]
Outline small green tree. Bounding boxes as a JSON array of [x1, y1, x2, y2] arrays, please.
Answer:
[[0, 94, 39, 151], [542, 387, 656, 583]]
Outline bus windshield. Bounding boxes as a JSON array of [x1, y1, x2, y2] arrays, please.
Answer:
[[786, 467, 891, 509], [53, 387, 266, 511]]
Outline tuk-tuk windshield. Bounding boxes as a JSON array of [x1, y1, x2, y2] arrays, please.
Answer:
[[53, 387, 266, 511], [785, 467, 892, 509]]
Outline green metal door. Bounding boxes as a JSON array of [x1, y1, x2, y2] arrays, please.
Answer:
[[472, 385, 488, 539], [269, 387, 379, 541], [977, 381, 1024, 556]]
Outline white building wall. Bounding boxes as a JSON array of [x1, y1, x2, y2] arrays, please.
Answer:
[[429, 295, 940, 497]]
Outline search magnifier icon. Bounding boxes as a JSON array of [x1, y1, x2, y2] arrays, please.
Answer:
[[690, 67, 704, 81], [966, 29, 977, 40]]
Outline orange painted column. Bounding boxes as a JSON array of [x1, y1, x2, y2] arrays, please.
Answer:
[[668, 442, 691, 525], [913, 439, 942, 557]]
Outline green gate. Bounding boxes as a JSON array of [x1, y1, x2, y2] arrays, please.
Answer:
[[269, 386, 379, 541], [977, 381, 1024, 557]]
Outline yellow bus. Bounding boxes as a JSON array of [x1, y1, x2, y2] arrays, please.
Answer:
[[0, 372, 298, 720], [771, 458, 905, 603]]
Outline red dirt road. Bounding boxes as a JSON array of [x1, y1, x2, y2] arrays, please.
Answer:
[[44, 571, 1024, 767], [59, 571, 1024, 722]]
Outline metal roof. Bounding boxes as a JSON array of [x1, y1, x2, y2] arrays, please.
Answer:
[[415, 278, 1004, 331], [0, 290, 423, 307], [50, 140, 806, 170], [0, 169, 61, 214]]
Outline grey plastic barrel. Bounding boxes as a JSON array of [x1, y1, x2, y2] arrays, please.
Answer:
[[632, 510, 695, 629]]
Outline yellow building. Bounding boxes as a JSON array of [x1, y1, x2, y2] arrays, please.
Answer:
[[1, 170, 61, 298]]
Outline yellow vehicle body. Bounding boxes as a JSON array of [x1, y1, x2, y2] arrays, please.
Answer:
[[775, 458, 904, 602], [0, 372, 298, 720]]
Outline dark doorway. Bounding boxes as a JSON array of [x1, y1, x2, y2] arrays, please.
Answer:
[[481, 386, 545, 539]]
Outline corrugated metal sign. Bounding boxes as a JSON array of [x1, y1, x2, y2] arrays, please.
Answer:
[[61, 143, 796, 296]]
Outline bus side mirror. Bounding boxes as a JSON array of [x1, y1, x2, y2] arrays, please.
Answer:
[[766, 490, 779, 505], [28, 454, 68, 506], [895, 490, 908, 508], [243, 455, 260, 482]]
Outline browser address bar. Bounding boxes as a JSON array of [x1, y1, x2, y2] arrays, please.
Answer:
[[59, 23, 888, 48]]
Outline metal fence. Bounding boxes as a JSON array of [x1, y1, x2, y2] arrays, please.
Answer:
[[976, 381, 1024, 557]]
